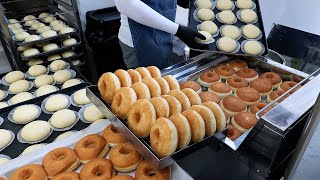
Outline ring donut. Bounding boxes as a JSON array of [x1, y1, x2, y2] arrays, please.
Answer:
[[127, 69, 142, 84], [147, 66, 161, 78], [80, 158, 115, 180], [267, 90, 289, 104], [227, 59, 248, 71], [154, 77, 170, 95], [202, 101, 226, 132], [182, 109, 205, 143], [250, 102, 272, 117], [226, 76, 248, 92], [190, 105, 216, 136], [114, 69, 132, 87], [236, 68, 259, 83], [213, 64, 235, 80], [199, 91, 221, 104], [227, 125, 242, 141], [167, 89, 191, 112], [179, 81, 202, 94], [220, 96, 247, 117], [231, 112, 258, 133], [136, 67, 152, 79], [250, 78, 273, 97], [161, 95, 182, 116], [102, 124, 127, 147], [142, 77, 161, 98], [110, 175, 136, 180], [235, 87, 261, 106], [52, 172, 80, 180], [168, 114, 191, 149], [260, 72, 282, 89], [111, 87, 137, 119], [197, 71, 221, 87], [278, 81, 302, 94], [164, 75, 180, 90], [9, 164, 47, 180], [98, 72, 121, 104], [181, 88, 202, 105], [150, 97, 170, 118], [135, 160, 171, 180], [131, 82, 151, 100], [208, 82, 233, 98]]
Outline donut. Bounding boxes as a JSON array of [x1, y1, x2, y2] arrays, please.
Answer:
[[102, 124, 127, 147], [98, 72, 121, 104], [135, 67, 152, 79], [190, 105, 216, 136], [224, 110, 230, 124], [142, 77, 161, 98], [114, 69, 132, 87], [227, 59, 248, 71], [226, 76, 248, 92], [150, 117, 178, 157], [278, 81, 302, 94], [127, 69, 142, 84], [179, 81, 202, 94], [80, 158, 115, 180], [181, 109, 205, 143], [127, 99, 156, 138], [291, 74, 304, 82], [250, 102, 273, 117], [236, 68, 258, 83], [181, 88, 202, 105], [199, 91, 221, 104], [167, 89, 191, 111], [235, 87, 261, 106], [109, 143, 142, 172], [197, 71, 221, 87], [250, 78, 273, 97], [202, 101, 227, 132], [213, 64, 235, 80], [110, 175, 136, 180], [147, 66, 161, 78], [267, 90, 289, 104], [208, 82, 232, 98], [227, 125, 242, 141], [42, 147, 80, 178], [75, 134, 109, 163], [260, 72, 282, 89], [220, 96, 247, 117], [111, 87, 137, 119], [163, 75, 180, 90], [162, 95, 182, 116], [131, 82, 151, 100], [9, 164, 47, 180], [150, 97, 170, 118], [231, 112, 258, 133], [168, 114, 191, 149], [135, 160, 171, 180], [154, 77, 170, 95], [52, 172, 80, 180], [272, 67, 292, 80]]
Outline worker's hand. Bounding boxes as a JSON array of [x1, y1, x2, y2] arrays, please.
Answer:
[[175, 25, 206, 47]]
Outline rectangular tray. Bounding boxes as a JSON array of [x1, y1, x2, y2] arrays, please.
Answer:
[[188, 0, 268, 57]]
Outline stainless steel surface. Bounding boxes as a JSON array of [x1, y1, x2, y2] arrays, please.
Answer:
[[266, 49, 286, 65]]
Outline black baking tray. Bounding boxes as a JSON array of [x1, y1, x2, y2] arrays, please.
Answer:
[[188, 0, 268, 57]]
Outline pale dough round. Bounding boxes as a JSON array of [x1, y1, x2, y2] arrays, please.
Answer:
[[74, 89, 91, 105], [61, 50, 75, 58], [50, 60, 67, 71], [47, 54, 61, 61], [15, 32, 30, 41], [39, 12, 50, 18], [217, 37, 237, 52], [0, 157, 9, 164], [197, 31, 212, 42], [0, 129, 12, 149], [28, 65, 47, 77], [71, 59, 81, 66], [10, 92, 33, 105], [218, 10, 236, 24], [63, 38, 77, 46], [35, 85, 58, 97], [24, 15, 36, 21], [9, 23, 22, 29], [11, 28, 25, 34], [9, 80, 30, 94], [5, 71, 24, 84], [52, 23, 66, 31], [21, 121, 51, 142], [27, 59, 44, 66], [41, 30, 57, 38], [217, 0, 234, 10], [196, 0, 213, 9], [53, 70, 72, 83], [55, 131, 75, 141], [21, 144, 45, 156], [0, 102, 9, 109], [62, 79, 81, 89], [237, 0, 254, 9], [197, 9, 215, 21], [243, 40, 263, 55], [0, 90, 5, 101], [25, 20, 39, 27], [240, 9, 257, 23], [9, 19, 19, 24], [50, 109, 76, 129], [199, 21, 218, 35], [34, 74, 54, 87], [221, 25, 241, 39], [45, 94, 69, 112], [242, 24, 261, 39], [23, 48, 40, 57], [37, 26, 51, 34], [44, 16, 56, 23], [18, 45, 32, 52], [43, 43, 59, 52], [50, 20, 63, 27], [24, 35, 40, 42], [83, 104, 105, 122], [60, 27, 74, 34], [13, 105, 39, 123]]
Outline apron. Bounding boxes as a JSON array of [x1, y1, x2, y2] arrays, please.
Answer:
[[128, 0, 177, 69]]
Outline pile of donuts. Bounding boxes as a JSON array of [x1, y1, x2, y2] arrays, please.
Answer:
[[3, 124, 171, 180]]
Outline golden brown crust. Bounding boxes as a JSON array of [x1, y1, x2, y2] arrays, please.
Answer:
[[135, 67, 152, 79], [227, 125, 242, 141], [272, 67, 291, 75], [233, 112, 257, 129], [154, 77, 170, 95], [236, 68, 258, 78], [190, 105, 216, 136], [111, 87, 137, 119], [250, 102, 272, 117], [127, 69, 142, 84], [150, 97, 170, 118], [226, 76, 248, 89], [221, 96, 247, 112], [199, 71, 221, 83], [98, 72, 121, 104], [110, 175, 136, 180], [279, 81, 301, 93], [227, 59, 248, 71], [223, 110, 230, 123], [268, 90, 288, 102], [135, 160, 170, 180], [75, 134, 107, 162], [9, 164, 47, 180], [167, 90, 191, 112], [168, 114, 191, 149], [181, 88, 202, 106], [142, 77, 161, 98], [250, 78, 273, 94], [164, 75, 180, 90], [162, 95, 182, 116], [213, 64, 235, 78], [114, 69, 132, 87], [179, 81, 201, 92], [131, 82, 151, 100], [109, 143, 142, 171], [147, 66, 161, 78], [182, 110, 205, 143], [202, 101, 226, 132], [209, 82, 232, 93], [260, 72, 282, 86], [199, 91, 221, 104], [291, 74, 304, 82], [80, 158, 114, 180], [102, 124, 127, 147], [235, 87, 260, 103], [51, 172, 80, 180]]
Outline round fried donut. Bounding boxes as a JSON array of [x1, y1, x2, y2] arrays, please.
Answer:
[[168, 114, 191, 149], [179, 81, 202, 94], [110, 175, 136, 180], [114, 69, 132, 87], [227, 59, 248, 71], [147, 66, 161, 78], [131, 82, 151, 100], [202, 101, 226, 132], [154, 77, 170, 95], [142, 77, 161, 98], [208, 82, 232, 98], [272, 67, 292, 80], [9, 164, 47, 180], [164, 75, 180, 90], [199, 91, 221, 104], [250, 78, 273, 97], [236, 68, 258, 83], [231, 112, 257, 133], [182, 109, 205, 143], [162, 95, 182, 116], [98, 72, 121, 104], [135, 67, 152, 79], [109, 143, 142, 172], [42, 147, 80, 178], [102, 124, 127, 147], [135, 160, 171, 180], [168, 89, 191, 111], [52, 172, 80, 180], [221, 96, 247, 117], [278, 81, 302, 94], [267, 90, 289, 104], [181, 88, 202, 105], [226, 76, 248, 92], [127, 69, 142, 84], [150, 97, 170, 118], [80, 158, 115, 180], [291, 74, 304, 82], [235, 87, 261, 106], [260, 72, 282, 89], [227, 125, 242, 141], [197, 71, 221, 87], [128, 99, 156, 138], [213, 64, 235, 80], [190, 105, 216, 136], [150, 117, 178, 158], [250, 102, 272, 117], [111, 87, 137, 119]]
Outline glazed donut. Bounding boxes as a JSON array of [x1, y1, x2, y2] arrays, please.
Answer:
[[250, 78, 273, 97], [127, 99, 156, 138], [199, 91, 221, 104], [150, 117, 178, 157], [208, 82, 232, 98], [223, 110, 230, 124], [102, 124, 127, 147], [167, 89, 191, 111], [260, 72, 282, 89], [236, 68, 258, 83], [197, 71, 221, 87], [272, 67, 292, 80], [179, 81, 202, 94], [131, 82, 151, 100], [98, 72, 121, 104], [162, 95, 182, 116], [150, 97, 170, 118], [127, 69, 142, 84], [202, 101, 226, 132], [182, 109, 205, 143], [168, 114, 191, 149], [135, 67, 152, 79], [80, 158, 115, 180], [154, 77, 170, 95], [213, 64, 235, 80], [190, 105, 216, 136], [163, 75, 180, 90], [109, 142, 142, 172], [142, 77, 161, 98], [42, 147, 80, 178], [111, 87, 137, 119], [250, 102, 272, 117], [226, 76, 248, 92], [135, 160, 171, 180], [9, 164, 47, 180], [110, 175, 136, 180], [147, 66, 161, 78], [227, 59, 248, 71], [75, 134, 109, 163], [291, 74, 304, 82], [267, 90, 289, 104], [235, 87, 261, 106], [220, 96, 247, 117], [114, 69, 132, 87], [52, 172, 80, 180], [278, 81, 302, 94], [231, 112, 258, 133], [227, 125, 242, 141], [181, 88, 202, 105]]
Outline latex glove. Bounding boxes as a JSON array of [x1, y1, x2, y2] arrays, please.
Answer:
[[175, 25, 206, 47]]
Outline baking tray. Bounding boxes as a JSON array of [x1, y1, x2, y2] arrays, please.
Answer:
[[188, 0, 269, 57], [87, 86, 227, 170]]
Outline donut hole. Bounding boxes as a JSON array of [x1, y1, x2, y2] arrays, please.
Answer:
[[132, 113, 141, 123], [53, 152, 65, 161], [21, 169, 33, 179], [119, 147, 131, 155], [243, 69, 251, 73], [110, 125, 120, 134], [147, 170, 157, 176], [153, 128, 160, 139], [222, 66, 231, 71], [84, 140, 96, 148], [207, 73, 214, 77], [266, 74, 274, 79], [92, 166, 104, 176], [234, 78, 242, 83]]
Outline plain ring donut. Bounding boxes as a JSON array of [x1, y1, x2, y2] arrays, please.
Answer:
[[135, 160, 171, 180], [9, 164, 47, 180], [98, 72, 121, 104], [114, 69, 132, 87], [111, 87, 137, 119], [102, 124, 127, 147], [51, 172, 80, 180], [80, 158, 115, 180]]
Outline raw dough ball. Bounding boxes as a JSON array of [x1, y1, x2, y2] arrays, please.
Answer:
[[15, 32, 30, 41], [21, 121, 51, 142], [9, 80, 30, 94], [50, 109, 76, 129], [5, 71, 24, 84], [31, 23, 45, 30], [50, 60, 67, 71], [0, 129, 12, 149], [237, 0, 254, 9], [8, 23, 22, 29], [9, 19, 19, 24], [243, 40, 263, 55], [44, 16, 56, 23], [28, 65, 47, 77], [35, 85, 58, 97], [240, 9, 257, 23], [197, 31, 212, 42], [10, 92, 33, 105], [43, 43, 59, 52], [196, 0, 213, 9], [62, 79, 81, 89], [221, 25, 241, 39], [197, 9, 215, 21], [47, 54, 61, 61], [13, 105, 39, 123], [41, 30, 57, 38], [23, 15, 36, 21], [0, 102, 9, 109], [24, 35, 40, 42], [242, 24, 261, 39], [39, 12, 50, 19], [55, 131, 75, 141], [27, 58, 44, 66], [52, 23, 65, 31], [0, 157, 9, 164], [83, 104, 105, 122], [60, 27, 74, 34], [11, 28, 25, 34], [199, 21, 218, 35], [45, 94, 69, 112], [23, 48, 40, 57], [53, 70, 72, 83], [37, 26, 51, 34], [50, 20, 63, 27], [18, 45, 32, 52], [90, 119, 107, 126], [20, 144, 45, 156], [34, 74, 54, 87], [74, 89, 91, 105], [61, 50, 75, 58], [217, 37, 237, 52], [25, 20, 39, 27], [0, 90, 6, 101], [63, 38, 77, 46], [218, 10, 236, 24], [217, 0, 234, 10], [71, 59, 81, 66]]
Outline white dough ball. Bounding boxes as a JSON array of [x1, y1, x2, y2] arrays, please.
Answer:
[[23, 48, 40, 57], [0, 129, 12, 149], [53, 70, 72, 83], [18, 45, 32, 52], [13, 105, 39, 123], [20, 144, 46, 156], [221, 25, 241, 39], [217, 0, 234, 10], [44, 16, 56, 23], [242, 24, 261, 39], [21, 121, 51, 142], [52, 23, 65, 31], [41, 30, 57, 38], [47, 54, 61, 61], [50, 60, 67, 71], [10, 92, 33, 105], [43, 43, 59, 52], [39, 13, 51, 19], [237, 0, 254, 9], [0, 90, 6, 101], [240, 9, 257, 23], [37, 26, 51, 34], [197, 8, 215, 21], [9, 80, 30, 94], [62, 79, 81, 89], [50, 109, 76, 129], [196, 31, 212, 42], [84, 104, 105, 122], [71, 59, 81, 66], [5, 71, 24, 84], [55, 131, 75, 141], [35, 85, 58, 97], [9, 19, 19, 24], [8, 23, 22, 29], [60, 27, 74, 34], [61, 50, 75, 58], [28, 65, 47, 77], [243, 40, 263, 55], [27, 58, 44, 66], [218, 10, 236, 24], [11, 28, 25, 34], [15, 32, 30, 41], [63, 38, 77, 46], [25, 20, 39, 27], [199, 21, 218, 35], [45, 94, 69, 112], [196, 0, 213, 9], [74, 89, 91, 105], [50, 20, 63, 27], [24, 35, 40, 42], [23, 15, 36, 21], [217, 37, 237, 53], [34, 75, 54, 87], [31, 23, 45, 30]]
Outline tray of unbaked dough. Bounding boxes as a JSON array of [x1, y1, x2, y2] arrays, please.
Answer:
[[188, 0, 268, 57]]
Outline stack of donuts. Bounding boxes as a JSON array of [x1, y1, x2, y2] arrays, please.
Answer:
[[6, 124, 171, 180]]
